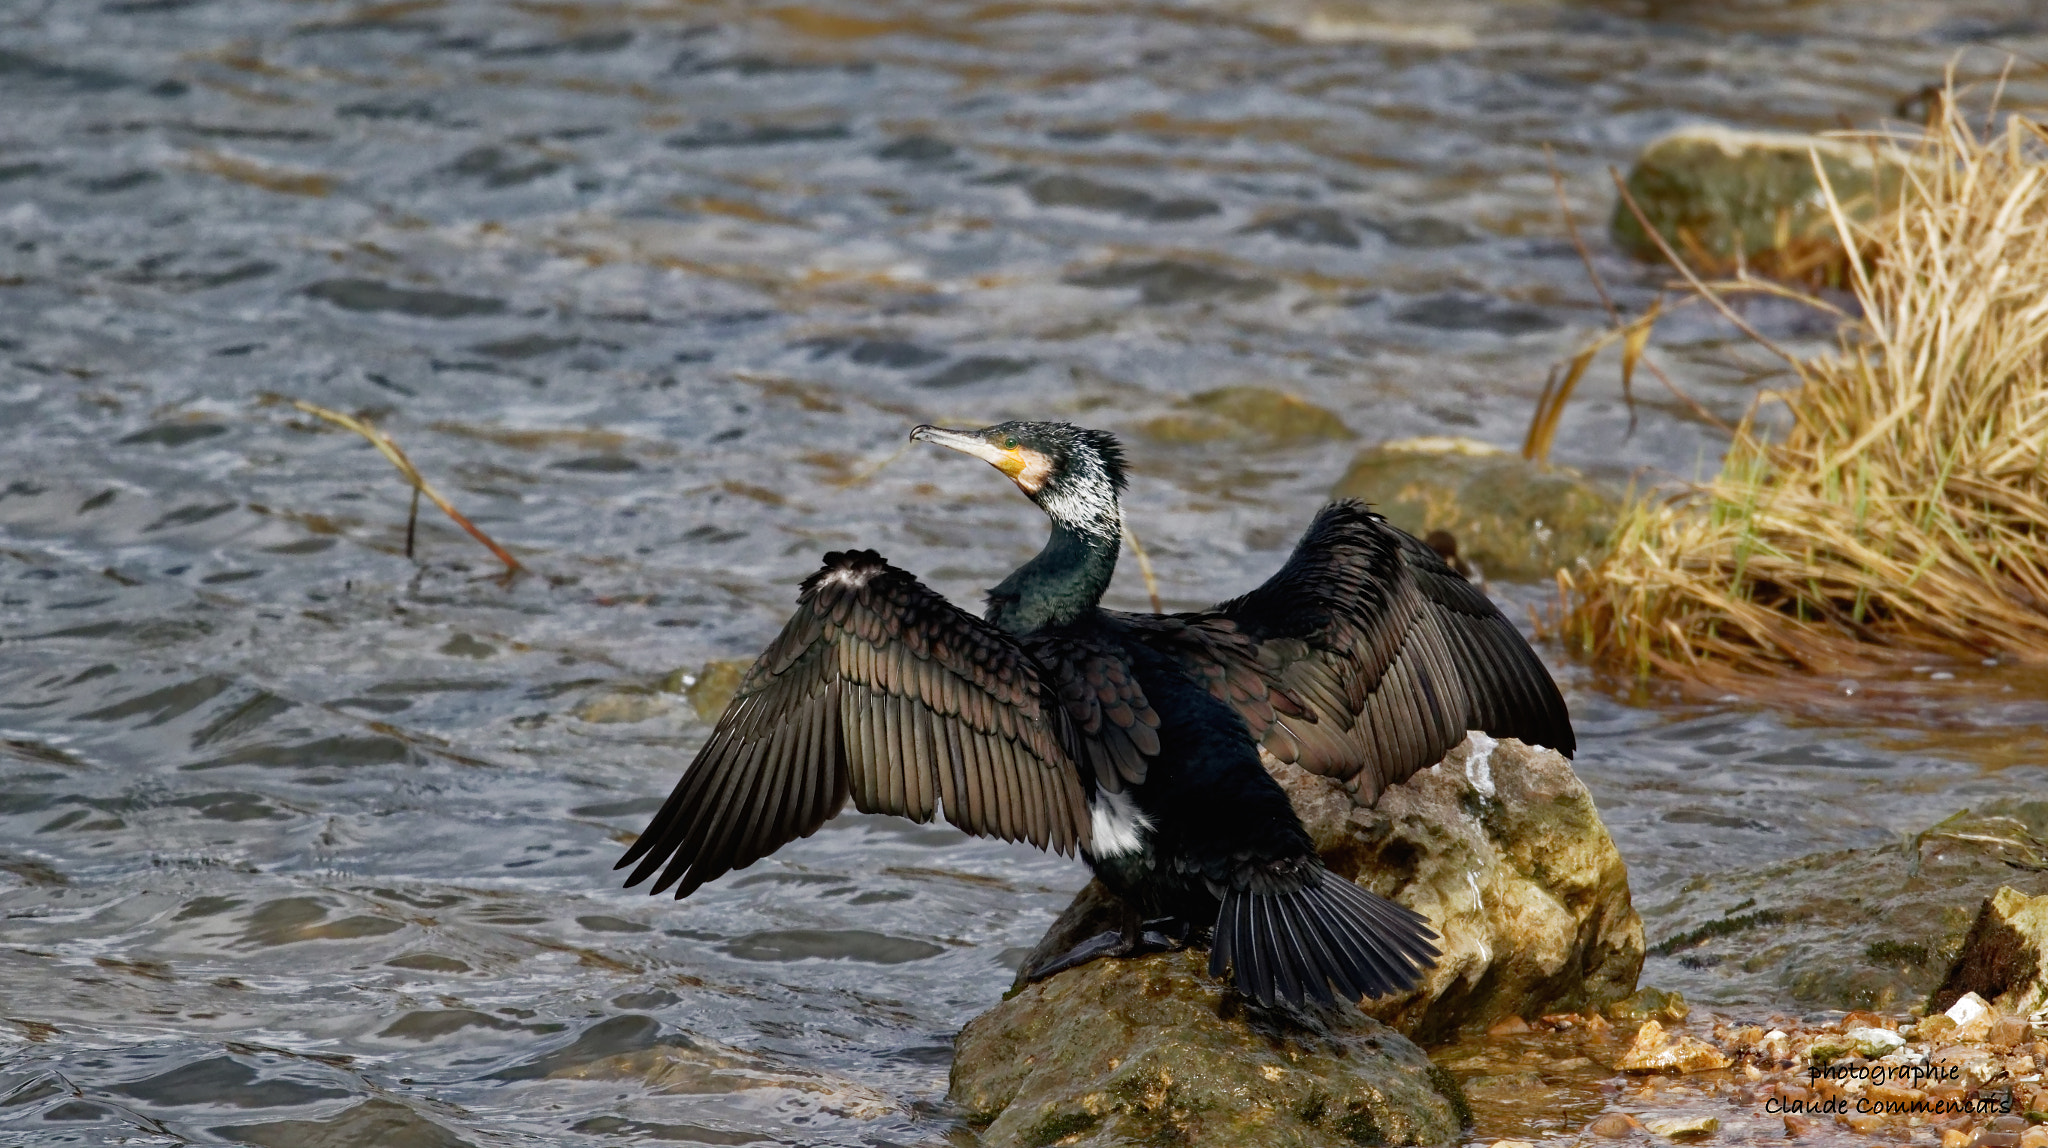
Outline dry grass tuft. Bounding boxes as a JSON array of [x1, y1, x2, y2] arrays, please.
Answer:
[[1561, 93, 2048, 682]]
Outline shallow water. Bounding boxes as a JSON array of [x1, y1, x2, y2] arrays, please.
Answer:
[[4, 1, 2048, 1144]]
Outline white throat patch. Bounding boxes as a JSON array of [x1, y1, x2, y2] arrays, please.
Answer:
[[1087, 787, 1153, 857]]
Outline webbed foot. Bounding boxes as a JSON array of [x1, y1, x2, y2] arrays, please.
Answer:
[[1023, 916, 1200, 983]]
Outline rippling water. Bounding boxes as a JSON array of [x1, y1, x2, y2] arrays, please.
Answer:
[[5, 1, 2048, 1144]]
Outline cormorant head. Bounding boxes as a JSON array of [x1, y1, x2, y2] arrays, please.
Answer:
[[910, 420, 1127, 538]]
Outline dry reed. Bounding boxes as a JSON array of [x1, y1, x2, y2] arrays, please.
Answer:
[[1560, 93, 2048, 681], [288, 400, 524, 575]]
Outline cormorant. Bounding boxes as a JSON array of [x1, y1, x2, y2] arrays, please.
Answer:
[[616, 421, 1575, 1007]]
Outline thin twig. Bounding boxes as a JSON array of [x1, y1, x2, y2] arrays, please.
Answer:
[[1540, 151, 1733, 438], [1545, 144, 1621, 324], [1610, 167, 1799, 366], [290, 400, 523, 575], [405, 485, 420, 560], [1121, 523, 1164, 614]]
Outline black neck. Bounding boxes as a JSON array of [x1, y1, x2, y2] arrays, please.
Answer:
[[985, 520, 1120, 634]]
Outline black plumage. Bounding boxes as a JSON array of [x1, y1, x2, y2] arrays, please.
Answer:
[[616, 420, 1575, 1007]]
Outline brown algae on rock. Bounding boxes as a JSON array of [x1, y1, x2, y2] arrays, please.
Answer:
[[950, 947, 1464, 1148]]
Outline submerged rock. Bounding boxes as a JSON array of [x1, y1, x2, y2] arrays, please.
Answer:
[[1139, 386, 1354, 446], [1332, 437, 1617, 582], [1610, 126, 1908, 284], [1644, 801, 2048, 1011], [1012, 737, 1642, 1045], [951, 947, 1466, 1148], [1929, 886, 2048, 1019]]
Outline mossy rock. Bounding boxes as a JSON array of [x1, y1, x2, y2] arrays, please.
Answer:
[[1012, 738, 1643, 1047], [1610, 126, 1909, 283], [952, 947, 1463, 1148], [658, 658, 752, 722], [1141, 386, 1353, 446], [1332, 438, 1616, 582]]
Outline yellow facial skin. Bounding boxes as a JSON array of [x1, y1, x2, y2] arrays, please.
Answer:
[[910, 425, 1053, 496]]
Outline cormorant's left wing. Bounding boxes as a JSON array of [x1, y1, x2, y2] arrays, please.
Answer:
[[616, 549, 1090, 899], [1121, 501, 1572, 805]]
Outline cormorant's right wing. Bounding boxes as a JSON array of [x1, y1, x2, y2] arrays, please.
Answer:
[[616, 549, 1090, 899], [1121, 501, 1573, 806]]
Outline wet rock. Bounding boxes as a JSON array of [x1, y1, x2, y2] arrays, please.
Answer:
[[1017, 736, 1641, 1043], [1929, 886, 2048, 1019], [1843, 1025, 1907, 1057], [214, 1099, 474, 1148], [1616, 1019, 1732, 1075], [1644, 801, 2048, 1012], [951, 947, 1465, 1148], [1331, 437, 1618, 582], [1139, 386, 1353, 446], [1641, 1113, 1719, 1139], [659, 658, 750, 722], [510, 1015, 892, 1117], [1605, 986, 1690, 1024], [1586, 1111, 1639, 1137], [573, 690, 668, 724], [1611, 126, 1908, 282]]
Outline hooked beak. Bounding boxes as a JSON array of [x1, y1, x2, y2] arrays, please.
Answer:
[[910, 424, 1009, 468]]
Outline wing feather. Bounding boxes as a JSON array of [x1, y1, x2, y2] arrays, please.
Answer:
[[617, 550, 1090, 898], [1118, 502, 1573, 805]]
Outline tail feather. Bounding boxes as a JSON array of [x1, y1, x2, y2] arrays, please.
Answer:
[[1210, 875, 1438, 1007], [1327, 876, 1441, 965]]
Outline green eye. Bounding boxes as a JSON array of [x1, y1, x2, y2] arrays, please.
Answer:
[[1004, 437, 1018, 448]]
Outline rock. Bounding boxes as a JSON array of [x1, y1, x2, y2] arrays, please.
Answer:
[[1586, 1111, 1639, 1137], [950, 947, 1466, 1148], [213, 1100, 474, 1148], [657, 658, 750, 722], [1942, 991, 1997, 1042], [573, 691, 669, 724], [1139, 386, 1353, 447], [1783, 1112, 1815, 1137], [501, 1015, 893, 1119], [1640, 800, 2048, 1012], [1929, 887, 2048, 1020], [1642, 1113, 1719, 1139], [1606, 986, 1690, 1024], [1843, 1026, 1907, 1058], [1616, 1019, 1732, 1075], [1331, 437, 1618, 581], [1610, 126, 1909, 284], [1486, 1015, 1531, 1035], [1015, 736, 1642, 1043]]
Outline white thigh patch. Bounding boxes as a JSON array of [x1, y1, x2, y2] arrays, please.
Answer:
[[1088, 788, 1154, 857]]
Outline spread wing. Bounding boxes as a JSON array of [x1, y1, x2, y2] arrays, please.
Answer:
[[1122, 501, 1573, 806], [1021, 632, 1161, 795], [616, 549, 1091, 899]]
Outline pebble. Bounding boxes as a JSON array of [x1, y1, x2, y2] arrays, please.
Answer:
[[1642, 1114, 1718, 1138], [1584, 1111, 1637, 1138]]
